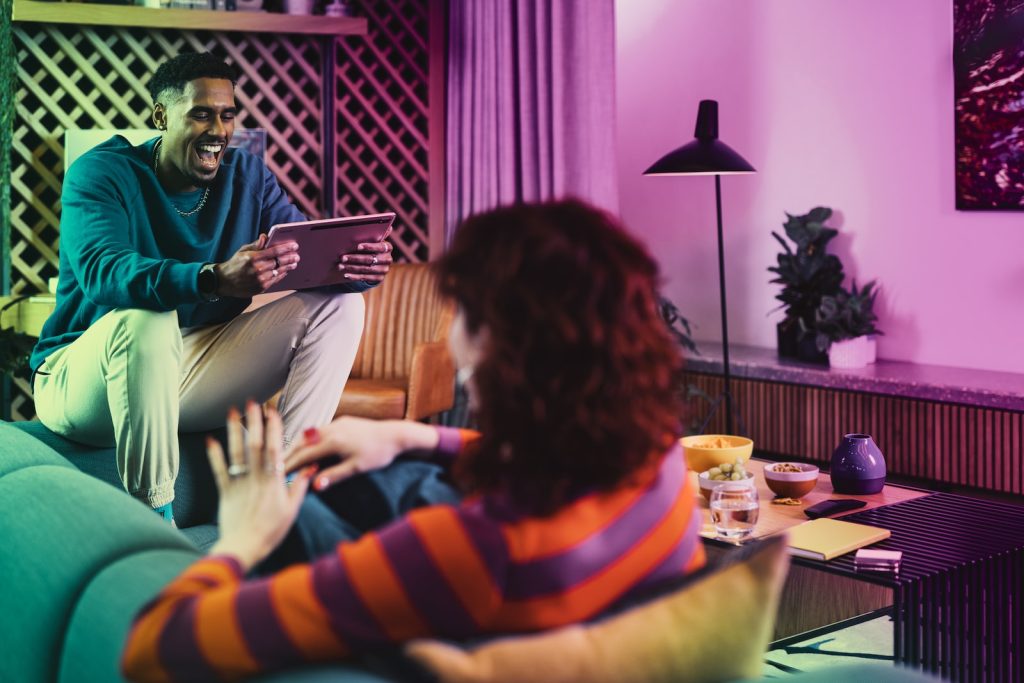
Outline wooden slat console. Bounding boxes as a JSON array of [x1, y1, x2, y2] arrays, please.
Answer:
[[684, 345, 1024, 496]]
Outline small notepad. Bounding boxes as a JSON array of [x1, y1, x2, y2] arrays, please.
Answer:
[[786, 517, 891, 561]]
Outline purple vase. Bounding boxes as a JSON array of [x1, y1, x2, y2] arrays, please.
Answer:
[[830, 433, 886, 494]]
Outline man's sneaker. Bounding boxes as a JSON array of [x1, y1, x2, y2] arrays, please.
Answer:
[[153, 502, 175, 525]]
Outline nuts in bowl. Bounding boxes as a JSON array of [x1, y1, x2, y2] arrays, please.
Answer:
[[697, 458, 755, 501], [763, 462, 819, 499], [680, 434, 754, 473]]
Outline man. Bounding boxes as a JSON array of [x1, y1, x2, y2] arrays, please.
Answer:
[[30, 52, 392, 524]]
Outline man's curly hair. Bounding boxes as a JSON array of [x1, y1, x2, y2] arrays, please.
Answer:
[[148, 52, 238, 104], [436, 199, 686, 516]]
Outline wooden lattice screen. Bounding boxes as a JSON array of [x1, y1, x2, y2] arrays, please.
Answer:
[[7, 0, 434, 420], [334, 2, 431, 263]]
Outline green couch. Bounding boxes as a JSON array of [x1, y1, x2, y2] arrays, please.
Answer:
[[0, 422, 420, 683]]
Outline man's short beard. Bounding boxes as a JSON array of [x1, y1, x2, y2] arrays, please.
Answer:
[[190, 172, 218, 188]]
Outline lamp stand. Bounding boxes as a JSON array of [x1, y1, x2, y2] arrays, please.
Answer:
[[715, 175, 734, 434], [696, 174, 738, 436]]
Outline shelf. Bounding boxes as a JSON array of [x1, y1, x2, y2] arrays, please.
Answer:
[[0, 295, 55, 337], [684, 342, 1024, 412], [12, 1, 368, 36]]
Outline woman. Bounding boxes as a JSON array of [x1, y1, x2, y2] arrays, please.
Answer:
[[122, 199, 705, 682]]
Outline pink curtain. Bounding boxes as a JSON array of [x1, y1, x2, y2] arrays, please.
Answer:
[[446, 0, 617, 240]]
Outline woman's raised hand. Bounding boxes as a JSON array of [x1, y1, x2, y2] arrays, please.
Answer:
[[285, 417, 440, 492], [206, 402, 315, 571]]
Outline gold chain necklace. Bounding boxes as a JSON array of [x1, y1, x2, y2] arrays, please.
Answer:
[[152, 139, 210, 218]]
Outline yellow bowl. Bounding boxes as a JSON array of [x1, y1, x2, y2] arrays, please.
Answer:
[[680, 434, 754, 472]]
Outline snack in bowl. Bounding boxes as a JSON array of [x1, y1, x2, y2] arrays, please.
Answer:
[[763, 462, 819, 499], [698, 459, 755, 501], [680, 434, 754, 473]]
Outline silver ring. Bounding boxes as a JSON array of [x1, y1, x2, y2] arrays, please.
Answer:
[[272, 269, 279, 278], [273, 257, 280, 269], [371, 255, 378, 266], [227, 464, 250, 478]]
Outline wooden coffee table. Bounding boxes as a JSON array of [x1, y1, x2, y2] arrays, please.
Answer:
[[699, 459, 1024, 682]]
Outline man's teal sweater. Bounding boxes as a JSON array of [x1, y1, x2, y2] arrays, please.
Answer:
[[31, 135, 372, 372]]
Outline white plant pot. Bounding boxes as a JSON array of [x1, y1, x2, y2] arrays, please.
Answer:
[[828, 335, 872, 369], [864, 335, 877, 365], [284, 0, 314, 15]]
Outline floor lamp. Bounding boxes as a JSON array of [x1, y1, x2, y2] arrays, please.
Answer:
[[643, 99, 755, 435]]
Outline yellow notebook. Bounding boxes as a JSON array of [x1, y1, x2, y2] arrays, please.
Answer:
[[786, 517, 891, 560]]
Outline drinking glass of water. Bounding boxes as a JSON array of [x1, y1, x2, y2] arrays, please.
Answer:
[[709, 482, 759, 541]]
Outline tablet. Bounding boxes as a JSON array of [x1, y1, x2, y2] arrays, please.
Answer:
[[263, 212, 395, 293]]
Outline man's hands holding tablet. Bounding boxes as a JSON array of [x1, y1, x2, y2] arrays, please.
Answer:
[[212, 232, 393, 297], [338, 239, 393, 284], [213, 234, 299, 297]]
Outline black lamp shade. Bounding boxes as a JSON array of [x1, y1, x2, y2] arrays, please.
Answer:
[[643, 100, 755, 176]]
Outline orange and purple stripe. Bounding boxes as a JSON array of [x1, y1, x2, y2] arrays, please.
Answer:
[[503, 449, 686, 600], [375, 519, 481, 637], [157, 600, 233, 681], [310, 549, 391, 647], [233, 578, 307, 670]]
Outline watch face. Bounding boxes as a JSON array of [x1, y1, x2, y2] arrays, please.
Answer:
[[199, 265, 217, 295]]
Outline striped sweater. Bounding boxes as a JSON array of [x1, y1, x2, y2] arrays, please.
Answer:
[[122, 427, 704, 682]]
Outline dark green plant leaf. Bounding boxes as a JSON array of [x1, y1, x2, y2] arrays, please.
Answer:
[[658, 295, 699, 356], [0, 327, 35, 376]]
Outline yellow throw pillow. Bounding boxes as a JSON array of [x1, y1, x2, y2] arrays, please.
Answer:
[[406, 536, 789, 683]]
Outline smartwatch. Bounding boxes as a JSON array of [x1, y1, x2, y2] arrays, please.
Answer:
[[197, 262, 220, 302]]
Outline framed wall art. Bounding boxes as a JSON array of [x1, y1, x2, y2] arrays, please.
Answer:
[[954, 0, 1024, 210]]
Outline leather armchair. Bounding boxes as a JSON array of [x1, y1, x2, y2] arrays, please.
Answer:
[[337, 262, 456, 420]]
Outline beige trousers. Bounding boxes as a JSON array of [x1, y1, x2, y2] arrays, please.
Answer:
[[33, 290, 365, 507]]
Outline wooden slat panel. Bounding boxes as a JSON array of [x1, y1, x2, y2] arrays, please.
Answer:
[[685, 371, 1024, 496]]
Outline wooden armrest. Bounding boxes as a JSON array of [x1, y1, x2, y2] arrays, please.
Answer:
[[405, 340, 456, 420]]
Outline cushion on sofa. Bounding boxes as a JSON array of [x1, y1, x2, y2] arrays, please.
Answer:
[[58, 548, 201, 683], [0, 465, 196, 683], [0, 421, 78, 476], [5, 420, 221, 528], [405, 535, 789, 683]]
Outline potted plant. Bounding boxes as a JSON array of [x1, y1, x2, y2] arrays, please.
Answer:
[[767, 207, 845, 364], [1, 298, 35, 378], [811, 279, 882, 368], [658, 296, 717, 434], [1, 300, 36, 419]]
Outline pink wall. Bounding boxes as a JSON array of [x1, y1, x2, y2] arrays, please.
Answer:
[[616, 0, 1024, 375]]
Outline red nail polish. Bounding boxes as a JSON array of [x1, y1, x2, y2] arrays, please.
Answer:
[[303, 427, 320, 444]]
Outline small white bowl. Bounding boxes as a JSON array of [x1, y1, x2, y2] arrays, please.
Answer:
[[763, 462, 820, 499], [698, 470, 755, 501]]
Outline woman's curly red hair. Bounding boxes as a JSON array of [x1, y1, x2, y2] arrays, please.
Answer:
[[436, 199, 684, 516]]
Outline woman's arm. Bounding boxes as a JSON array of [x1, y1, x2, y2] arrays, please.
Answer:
[[122, 407, 500, 682], [284, 418, 480, 492], [122, 506, 506, 682]]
